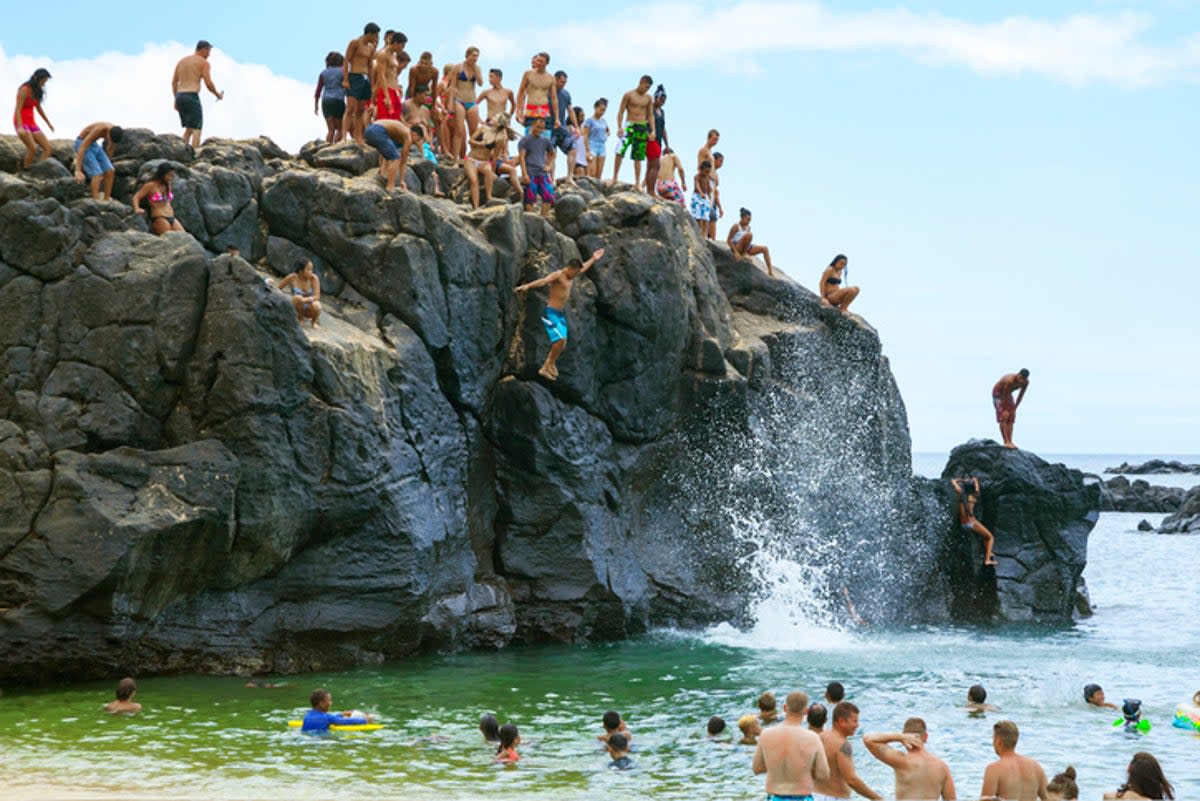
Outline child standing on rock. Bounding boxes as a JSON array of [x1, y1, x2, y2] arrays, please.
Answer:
[[514, 248, 605, 381]]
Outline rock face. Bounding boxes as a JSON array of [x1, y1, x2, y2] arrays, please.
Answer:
[[1157, 487, 1200, 534], [1107, 459, 1200, 475], [934, 440, 1098, 622], [1100, 476, 1187, 513]]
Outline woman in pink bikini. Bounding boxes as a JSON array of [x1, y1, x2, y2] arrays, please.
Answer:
[[13, 68, 55, 169], [131, 163, 186, 235]]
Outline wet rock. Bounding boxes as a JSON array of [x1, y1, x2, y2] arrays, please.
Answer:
[[1157, 486, 1200, 534], [1100, 475, 1185, 512]]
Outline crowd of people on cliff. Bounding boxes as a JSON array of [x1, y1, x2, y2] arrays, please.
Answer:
[[103, 676, 1191, 800]]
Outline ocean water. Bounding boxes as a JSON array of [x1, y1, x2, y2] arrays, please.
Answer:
[[1, 461, 1198, 800]]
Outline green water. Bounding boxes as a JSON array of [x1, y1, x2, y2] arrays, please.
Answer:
[[2, 512, 1198, 800]]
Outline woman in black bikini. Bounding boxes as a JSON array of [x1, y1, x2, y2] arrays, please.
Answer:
[[132, 163, 185, 235], [819, 253, 860, 312], [950, 477, 997, 566]]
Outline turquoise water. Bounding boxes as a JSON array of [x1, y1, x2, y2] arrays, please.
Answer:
[[2, 494, 1198, 799]]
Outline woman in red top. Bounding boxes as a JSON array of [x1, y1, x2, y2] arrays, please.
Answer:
[[13, 68, 54, 169]]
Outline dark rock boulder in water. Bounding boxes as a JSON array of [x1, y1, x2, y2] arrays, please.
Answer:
[[937, 440, 1098, 622], [1157, 486, 1200, 534], [1100, 476, 1186, 513], [1107, 459, 1200, 475]]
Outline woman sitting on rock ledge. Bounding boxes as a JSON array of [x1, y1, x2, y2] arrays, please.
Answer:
[[820, 254, 859, 312], [278, 259, 322, 327], [132, 163, 186, 235]]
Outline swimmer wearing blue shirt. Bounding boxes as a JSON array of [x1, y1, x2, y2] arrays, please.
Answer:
[[301, 688, 374, 732]]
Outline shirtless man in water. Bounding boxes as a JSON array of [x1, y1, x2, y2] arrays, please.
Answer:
[[514, 248, 605, 381], [610, 75, 655, 188], [992, 369, 1030, 449], [980, 720, 1048, 801], [816, 702, 883, 801], [515, 52, 559, 139], [864, 718, 957, 800], [171, 41, 223, 148], [478, 68, 515, 122], [752, 691, 830, 801], [342, 23, 380, 144]]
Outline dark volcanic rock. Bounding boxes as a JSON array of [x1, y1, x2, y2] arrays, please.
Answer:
[[1107, 459, 1200, 475], [1100, 476, 1186, 513], [937, 440, 1098, 622], [1157, 486, 1200, 534]]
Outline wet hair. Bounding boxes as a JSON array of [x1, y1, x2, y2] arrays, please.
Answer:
[[737, 714, 759, 733], [152, 162, 176, 183], [410, 125, 425, 140], [602, 710, 622, 732], [479, 713, 500, 741], [364, 23, 381, 35], [195, 40, 213, 51], [309, 688, 330, 708], [490, 68, 502, 78], [1047, 766, 1079, 800], [1083, 683, 1102, 702], [639, 74, 653, 85], [968, 684, 987, 703], [1120, 752, 1173, 800], [739, 207, 751, 219], [784, 691, 808, 714], [25, 68, 52, 101], [554, 70, 567, 79], [829, 254, 848, 268], [109, 126, 124, 143], [595, 98, 608, 109], [699, 160, 712, 171], [825, 682, 845, 703], [758, 692, 777, 712], [608, 732, 629, 751], [293, 259, 312, 273], [807, 703, 827, 728], [654, 84, 666, 100], [832, 701, 859, 723], [1019, 368, 1030, 378], [993, 719, 1019, 750], [115, 677, 137, 701], [902, 717, 927, 735], [325, 51, 344, 68], [706, 716, 726, 736], [536, 51, 551, 63], [497, 723, 519, 754]]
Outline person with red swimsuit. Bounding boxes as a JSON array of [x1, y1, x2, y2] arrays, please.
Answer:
[[13, 68, 54, 169], [992, 369, 1030, 449]]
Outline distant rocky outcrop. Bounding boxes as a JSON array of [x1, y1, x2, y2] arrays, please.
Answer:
[[928, 440, 1098, 622], [1100, 476, 1186, 513], [1107, 459, 1200, 475], [1157, 487, 1200, 534]]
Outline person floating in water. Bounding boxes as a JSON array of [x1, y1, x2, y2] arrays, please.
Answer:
[[496, 722, 521, 762], [301, 688, 373, 732], [706, 716, 728, 739], [992, 369, 1030, 449], [514, 248, 605, 381], [1084, 684, 1119, 710], [1118, 699, 1148, 734], [951, 477, 998, 566], [479, 712, 500, 743], [606, 731, 634, 769], [104, 677, 142, 715], [966, 684, 999, 713], [172, 40, 223, 149], [278, 259, 322, 327], [72, 122, 123, 199], [820, 254, 860, 313]]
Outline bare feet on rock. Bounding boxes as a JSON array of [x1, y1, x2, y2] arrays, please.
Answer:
[[538, 365, 556, 381]]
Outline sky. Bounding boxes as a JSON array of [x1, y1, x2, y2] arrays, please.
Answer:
[[3, 1, 1198, 455]]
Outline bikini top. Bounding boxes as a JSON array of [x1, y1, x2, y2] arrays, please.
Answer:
[[459, 69, 470, 82], [149, 186, 174, 203], [826, 276, 842, 285]]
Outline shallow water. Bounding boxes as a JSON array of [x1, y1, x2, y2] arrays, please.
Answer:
[[2, 502, 1198, 799]]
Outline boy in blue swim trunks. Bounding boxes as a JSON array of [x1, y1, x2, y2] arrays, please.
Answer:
[[514, 247, 606, 381]]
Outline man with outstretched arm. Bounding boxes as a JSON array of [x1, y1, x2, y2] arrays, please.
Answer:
[[864, 718, 957, 800], [752, 691, 830, 801], [992, 368, 1029, 449], [815, 702, 883, 800], [980, 720, 1048, 801], [72, 122, 123, 199], [514, 248, 605, 381], [172, 40, 223, 148]]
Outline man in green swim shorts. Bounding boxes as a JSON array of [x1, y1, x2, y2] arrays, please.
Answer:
[[610, 74, 655, 189]]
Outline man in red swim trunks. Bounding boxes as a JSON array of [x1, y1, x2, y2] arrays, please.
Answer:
[[991, 369, 1029, 449]]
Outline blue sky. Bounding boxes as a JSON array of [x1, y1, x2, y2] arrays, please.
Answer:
[[4, 1, 1198, 455]]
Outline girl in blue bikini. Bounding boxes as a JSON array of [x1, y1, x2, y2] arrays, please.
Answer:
[[278, 258, 322, 328]]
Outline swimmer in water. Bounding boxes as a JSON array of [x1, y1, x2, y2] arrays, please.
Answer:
[[1119, 699, 1147, 733], [104, 677, 142, 715], [707, 716, 729, 740], [480, 712, 500, 743], [738, 714, 763, 745], [495, 722, 520, 762], [1046, 766, 1079, 801], [951, 477, 998, 565], [301, 688, 373, 732], [1084, 684, 1119, 710], [597, 709, 631, 744], [966, 684, 1000, 713], [807, 702, 828, 734], [758, 691, 779, 725], [1103, 752, 1174, 800], [607, 732, 634, 770]]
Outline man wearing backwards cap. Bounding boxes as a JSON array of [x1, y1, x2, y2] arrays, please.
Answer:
[[172, 39, 224, 148]]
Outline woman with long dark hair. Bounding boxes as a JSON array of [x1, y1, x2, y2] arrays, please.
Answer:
[[1104, 752, 1174, 800], [13, 68, 54, 168], [131, 163, 186, 235]]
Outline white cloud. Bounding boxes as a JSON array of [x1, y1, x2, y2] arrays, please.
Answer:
[[0, 42, 317, 153]]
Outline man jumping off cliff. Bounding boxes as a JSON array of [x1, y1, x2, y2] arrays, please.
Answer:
[[514, 248, 605, 381], [991, 369, 1029, 449]]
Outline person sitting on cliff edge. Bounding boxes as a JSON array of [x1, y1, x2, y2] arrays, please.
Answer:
[[514, 248, 605, 382], [951, 476, 997, 566], [104, 677, 142, 715], [992, 369, 1029, 449]]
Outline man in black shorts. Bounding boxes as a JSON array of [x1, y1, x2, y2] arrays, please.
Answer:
[[342, 22, 380, 143], [171, 40, 223, 148]]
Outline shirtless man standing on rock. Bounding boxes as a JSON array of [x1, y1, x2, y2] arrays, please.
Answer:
[[610, 75, 655, 188], [371, 38, 409, 122], [342, 23, 381, 144], [171, 41, 222, 149], [992, 369, 1030, 449], [515, 52, 558, 139], [864, 718, 957, 800], [980, 720, 1048, 801], [815, 702, 883, 801], [478, 68, 514, 123], [752, 691, 830, 801]]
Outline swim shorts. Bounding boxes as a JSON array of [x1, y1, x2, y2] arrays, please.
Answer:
[[14, 120, 40, 134], [524, 174, 555, 206], [363, 124, 401, 161], [74, 138, 114, 178], [993, 393, 1016, 423], [656, 179, 685, 203], [374, 87, 403, 121], [524, 104, 552, 140], [175, 92, 202, 130], [768, 795, 815, 801], [348, 73, 372, 102], [690, 191, 713, 221], [541, 306, 568, 343], [322, 98, 346, 120], [617, 123, 649, 161], [961, 522, 978, 534], [552, 124, 573, 155], [646, 137, 662, 161]]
